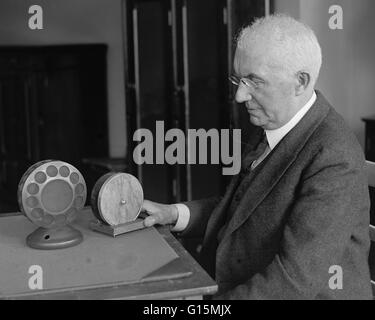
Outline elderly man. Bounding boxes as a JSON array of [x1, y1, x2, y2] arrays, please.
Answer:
[[141, 14, 372, 299]]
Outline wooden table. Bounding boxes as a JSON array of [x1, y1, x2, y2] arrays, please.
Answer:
[[0, 211, 217, 300]]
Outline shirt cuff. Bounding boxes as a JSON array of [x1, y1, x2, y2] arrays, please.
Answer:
[[170, 203, 190, 232]]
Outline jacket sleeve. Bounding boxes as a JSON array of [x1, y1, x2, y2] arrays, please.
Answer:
[[176, 197, 221, 239], [215, 146, 370, 299]]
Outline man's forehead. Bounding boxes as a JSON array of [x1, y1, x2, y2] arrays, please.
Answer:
[[233, 47, 267, 76]]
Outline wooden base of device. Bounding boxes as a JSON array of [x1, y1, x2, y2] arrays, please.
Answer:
[[90, 218, 146, 237]]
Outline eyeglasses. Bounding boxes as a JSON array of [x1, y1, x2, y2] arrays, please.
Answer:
[[228, 75, 263, 90]]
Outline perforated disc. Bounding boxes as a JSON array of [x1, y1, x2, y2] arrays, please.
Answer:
[[91, 173, 143, 226], [18, 160, 87, 229]]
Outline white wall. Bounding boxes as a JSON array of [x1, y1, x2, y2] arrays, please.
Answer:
[[275, 0, 375, 149], [274, 0, 300, 19], [0, 0, 127, 157]]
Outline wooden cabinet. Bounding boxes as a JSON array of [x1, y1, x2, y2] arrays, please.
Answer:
[[363, 117, 375, 280], [0, 45, 108, 212], [363, 116, 375, 162], [363, 117, 375, 227]]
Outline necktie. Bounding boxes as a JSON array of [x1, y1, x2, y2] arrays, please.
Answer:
[[241, 131, 269, 171], [251, 134, 270, 170]]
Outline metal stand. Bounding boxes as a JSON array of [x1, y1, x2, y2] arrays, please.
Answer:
[[26, 225, 83, 250]]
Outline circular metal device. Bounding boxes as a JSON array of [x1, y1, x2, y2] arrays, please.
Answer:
[[18, 160, 87, 249], [91, 172, 143, 226]]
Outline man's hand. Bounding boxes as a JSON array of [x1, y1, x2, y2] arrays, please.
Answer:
[[141, 200, 179, 227]]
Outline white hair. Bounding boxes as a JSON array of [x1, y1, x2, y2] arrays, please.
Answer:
[[237, 14, 322, 86]]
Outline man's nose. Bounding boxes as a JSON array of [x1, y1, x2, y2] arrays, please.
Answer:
[[235, 83, 252, 103]]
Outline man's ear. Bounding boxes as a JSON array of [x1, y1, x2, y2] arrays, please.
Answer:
[[295, 71, 310, 96]]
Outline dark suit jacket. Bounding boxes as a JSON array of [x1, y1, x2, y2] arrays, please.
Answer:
[[180, 91, 372, 299]]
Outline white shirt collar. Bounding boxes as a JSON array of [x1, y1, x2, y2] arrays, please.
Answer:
[[265, 91, 317, 150]]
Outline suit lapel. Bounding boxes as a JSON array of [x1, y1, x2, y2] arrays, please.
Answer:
[[201, 129, 265, 246], [218, 91, 331, 247]]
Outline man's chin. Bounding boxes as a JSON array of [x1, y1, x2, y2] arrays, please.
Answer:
[[249, 115, 263, 127]]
